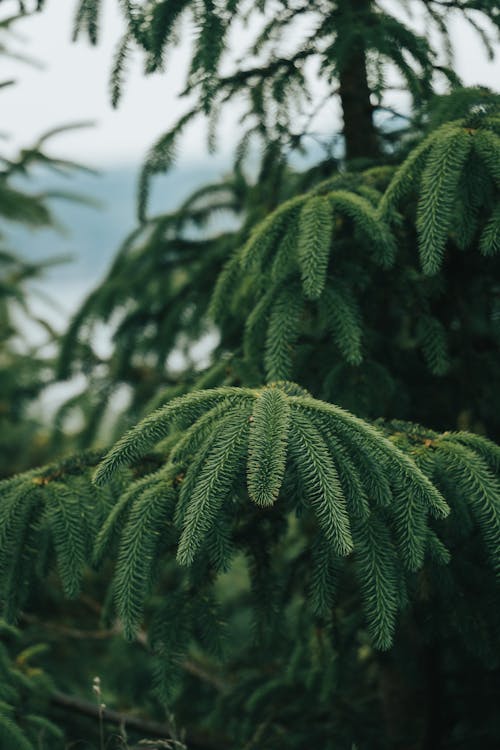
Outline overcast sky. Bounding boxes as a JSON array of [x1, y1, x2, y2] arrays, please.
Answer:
[[1, 1, 499, 169]]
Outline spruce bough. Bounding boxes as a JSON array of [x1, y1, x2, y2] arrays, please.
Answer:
[[1, 1, 500, 747]]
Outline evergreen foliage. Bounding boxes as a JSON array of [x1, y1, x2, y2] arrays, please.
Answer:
[[1, 1, 500, 748], [54, 100, 500, 443], [0, 622, 62, 750], [71, 0, 498, 169], [0, 452, 120, 615], [0, 65, 94, 475], [380, 115, 500, 273], [4, 385, 500, 658]]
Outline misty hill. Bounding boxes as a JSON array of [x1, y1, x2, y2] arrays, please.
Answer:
[[5, 159, 229, 321]]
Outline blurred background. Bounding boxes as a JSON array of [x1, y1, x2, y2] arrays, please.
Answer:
[[3, 0, 499, 320]]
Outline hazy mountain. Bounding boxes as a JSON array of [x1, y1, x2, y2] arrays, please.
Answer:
[[5, 159, 230, 322]]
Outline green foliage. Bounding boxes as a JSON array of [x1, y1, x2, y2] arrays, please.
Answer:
[[480, 203, 500, 255], [65, 383, 497, 653], [288, 406, 354, 556], [113, 468, 177, 638], [138, 110, 199, 220], [73, 0, 100, 45], [0, 182, 51, 226], [381, 114, 500, 273], [297, 196, 334, 300], [416, 315, 450, 375], [2, 398, 500, 738], [0, 99, 97, 473], [351, 514, 399, 649], [416, 126, 473, 273], [247, 388, 290, 507], [80, 0, 498, 183], [0, 622, 62, 750], [53, 102, 500, 440], [2, 2, 500, 748], [320, 284, 363, 366], [264, 284, 304, 381], [0, 452, 122, 616]]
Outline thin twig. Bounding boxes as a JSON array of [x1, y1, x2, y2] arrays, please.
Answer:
[[50, 691, 222, 750]]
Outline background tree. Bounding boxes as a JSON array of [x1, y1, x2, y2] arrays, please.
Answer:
[[0, 1, 499, 749], [0, 7, 93, 477]]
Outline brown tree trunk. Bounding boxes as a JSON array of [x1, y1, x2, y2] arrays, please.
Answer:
[[337, 0, 380, 160]]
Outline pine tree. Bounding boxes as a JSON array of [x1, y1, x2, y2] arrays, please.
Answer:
[[1, 1, 500, 748]]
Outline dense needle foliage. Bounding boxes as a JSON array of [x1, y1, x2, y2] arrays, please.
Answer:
[[1, 0, 500, 748]]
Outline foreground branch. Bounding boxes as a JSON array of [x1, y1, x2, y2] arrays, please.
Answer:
[[50, 691, 222, 750]]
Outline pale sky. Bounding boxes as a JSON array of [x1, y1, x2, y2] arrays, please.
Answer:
[[1, 1, 499, 169]]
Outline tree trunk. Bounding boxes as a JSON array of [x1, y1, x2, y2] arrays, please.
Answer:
[[337, 0, 380, 160]]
